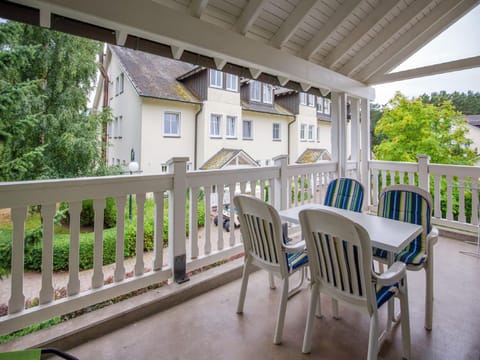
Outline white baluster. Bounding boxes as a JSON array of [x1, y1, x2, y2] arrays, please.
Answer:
[[153, 191, 165, 270], [8, 207, 27, 314], [39, 204, 55, 304], [240, 181, 246, 194], [114, 196, 126, 282], [189, 187, 199, 259], [135, 194, 146, 276], [446, 175, 453, 221], [92, 199, 105, 289], [204, 186, 212, 254], [372, 169, 379, 206], [472, 179, 479, 226], [260, 180, 265, 201], [434, 175, 442, 219], [269, 178, 276, 206], [229, 183, 235, 246], [68, 201, 81, 295], [458, 178, 466, 223], [217, 184, 224, 251], [408, 171, 415, 185], [293, 176, 299, 206]]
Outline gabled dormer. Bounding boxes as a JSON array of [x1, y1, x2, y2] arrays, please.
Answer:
[[178, 68, 239, 101], [240, 79, 274, 107], [275, 89, 332, 121]]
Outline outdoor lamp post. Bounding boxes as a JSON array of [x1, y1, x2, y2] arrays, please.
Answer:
[[128, 160, 139, 220]]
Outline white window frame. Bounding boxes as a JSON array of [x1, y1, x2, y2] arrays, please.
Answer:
[[226, 73, 238, 91], [209, 69, 223, 89], [300, 92, 307, 105], [272, 123, 280, 141], [250, 81, 261, 102], [161, 164, 168, 173], [317, 126, 321, 142], [263, 84, 273, 104], [317, 97, 324, 113], [300, 124, 307, 141], [119, 73, 124, 94], [210, 114, 222, 138], [308, 125, 314, 141], [115, 76, 119, 96], [226, 116, 237, 138], [117, 115, 123, 139], [113, 116, 118, 138], [243, 120, 253, 139], [324, 98, 331, 115], [163, 112, 181, 137], [308, 94, 315, 107]]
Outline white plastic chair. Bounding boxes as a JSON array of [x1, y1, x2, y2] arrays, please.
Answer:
[[373, 184, 438, 330], [299, 208, 411, 359], [234, 194, 308, 345]]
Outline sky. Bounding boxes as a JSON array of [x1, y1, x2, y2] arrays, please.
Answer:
[[373, 4, 480, 105]]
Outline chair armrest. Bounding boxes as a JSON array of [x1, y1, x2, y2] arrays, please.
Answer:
[[375, 261, 406, 287], [283, 240, 306, 253], [427, 227, 439, 255]]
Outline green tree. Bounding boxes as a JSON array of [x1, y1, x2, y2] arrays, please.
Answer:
[[370, 102, 385, 148], [0, 21, 114, 181], [420, 90, 480, 115], [374, 92, 476, 165]]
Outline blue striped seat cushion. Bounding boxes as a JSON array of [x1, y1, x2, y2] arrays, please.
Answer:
[[324, 178, 364, 212], [287, 251, 308, 272], [374, 189, 431, 266], [376, 284, 398, 308]]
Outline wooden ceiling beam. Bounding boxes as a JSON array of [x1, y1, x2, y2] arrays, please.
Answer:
[[301, 0, 363, 60], [269, 0, 319, 48], [339, 0, 435, 76]]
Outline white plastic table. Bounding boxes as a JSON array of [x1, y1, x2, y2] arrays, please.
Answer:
[[279, 203, 422, 262]]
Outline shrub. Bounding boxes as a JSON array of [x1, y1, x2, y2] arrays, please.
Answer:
[[58, 198, 117, 229], [24, 227, 43, 247]]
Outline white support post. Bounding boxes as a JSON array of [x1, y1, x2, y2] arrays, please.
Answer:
[[273, 155, 289, 210], [350, 98, 360, 173], [332, 92, 348, 177], [417, 155, 430, 191], [168, 157, 189, 283], [360, 98, 371, 211], [331, 93, 339, 169]]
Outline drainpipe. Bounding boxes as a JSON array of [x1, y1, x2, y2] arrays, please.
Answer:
[[98, 52, 110, 161], [194, 103, 203, 170], [287, 115, 296, 164]]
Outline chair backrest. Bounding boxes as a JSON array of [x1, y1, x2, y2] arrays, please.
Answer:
[[378, 185, 432, 261], [233, 194, 288, 276], [299, 208, 376, 314], [324, 177, 364, 212]]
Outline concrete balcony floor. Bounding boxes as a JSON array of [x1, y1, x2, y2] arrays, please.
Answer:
[[62, 235, 480, 360]]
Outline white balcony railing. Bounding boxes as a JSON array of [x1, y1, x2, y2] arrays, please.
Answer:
[[2, 153, 477, 337], [369, 155, 480, 233], [0, 155, 339, 336]]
